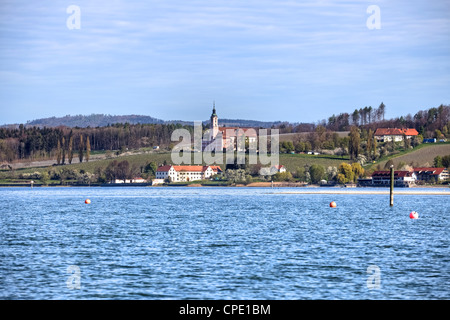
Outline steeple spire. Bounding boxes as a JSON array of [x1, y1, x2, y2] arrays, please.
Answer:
[[212, 101, 217, 116]]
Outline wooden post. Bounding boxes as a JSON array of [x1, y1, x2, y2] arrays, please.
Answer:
[[389, 166, 394, 206]]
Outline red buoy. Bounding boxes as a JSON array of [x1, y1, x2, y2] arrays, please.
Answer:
[[329, 201, 337, 208], [409, 211, 418, 219], [85, 199, 91, 204]]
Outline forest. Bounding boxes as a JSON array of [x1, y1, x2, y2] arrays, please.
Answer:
[[0, 103, 449, 164]]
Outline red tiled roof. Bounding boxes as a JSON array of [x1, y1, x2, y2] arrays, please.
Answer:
[[156, 165, 223, 173], [372, 170, 414, 178], [374, 128, 418, 136], [218, 127, 258, 139], [156, 165, 172, 172], [208, 166, 223, 173], [413, 167, 445, 175]]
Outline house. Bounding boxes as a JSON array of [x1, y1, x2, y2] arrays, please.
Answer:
[[413, 167, 449, 182], [113, 177, 147, 184], [272, 165, 286, 173], [370, 170, 417, 187], [202, 103, 258, 151], [374, 128, 418, 142], [155, 165, 223, 183]]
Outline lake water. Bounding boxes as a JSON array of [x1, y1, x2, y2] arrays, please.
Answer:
[[0, 187, 449, 300]]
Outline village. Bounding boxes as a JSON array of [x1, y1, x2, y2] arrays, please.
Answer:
[[108, 106, 450, 188], [1, 104, 449, 188]]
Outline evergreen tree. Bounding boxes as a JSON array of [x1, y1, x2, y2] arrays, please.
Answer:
[[348, 126, 361, 160], [352, 109, 360, 126], [61, 136, 66, 165], [56, 139, 61, 165], [378, 102, 386, 121], [68, 135, 73, 164], [85, 136, 91, 162], [78, 134, 84, 163]]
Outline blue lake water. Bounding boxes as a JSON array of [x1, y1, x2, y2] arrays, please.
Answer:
[[0, 187, 449, 300]]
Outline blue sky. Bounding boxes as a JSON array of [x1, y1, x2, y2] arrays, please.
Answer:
[[0, 0, 449, 125]]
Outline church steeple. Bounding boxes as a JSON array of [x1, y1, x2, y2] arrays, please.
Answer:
[[210, 101, 219, 139], [212, 101, 217, 117]]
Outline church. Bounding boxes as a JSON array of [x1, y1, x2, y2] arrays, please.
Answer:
[[202, 103, 257, 152]]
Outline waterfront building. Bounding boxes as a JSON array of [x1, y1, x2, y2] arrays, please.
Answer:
[[413, 167, 449, 182], [113, 177, 147, 184], [369, 170, 417, 187], [154, 165, 223, 183]]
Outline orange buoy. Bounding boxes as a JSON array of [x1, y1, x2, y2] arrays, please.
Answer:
[[329, 201, 337, 208], [85, 199, 91, 204], [409, 211, 419, 219]]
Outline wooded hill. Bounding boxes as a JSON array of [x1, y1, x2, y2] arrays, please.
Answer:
[[2, 114, 282, 129], [0, 104, 449, 164]]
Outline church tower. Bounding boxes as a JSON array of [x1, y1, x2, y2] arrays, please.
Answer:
[[210, 101, 219, 139]]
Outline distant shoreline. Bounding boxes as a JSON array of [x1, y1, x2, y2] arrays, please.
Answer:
[[0, 183, 448, 195]]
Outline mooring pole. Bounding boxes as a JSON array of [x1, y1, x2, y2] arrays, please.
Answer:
[[389, 166, 394, 206]]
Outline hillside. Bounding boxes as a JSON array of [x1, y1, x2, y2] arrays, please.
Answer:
[[375, 143, 450, 169], [25, 114, 165, 128], [5, 114, 284, 129], [10, 151, 349, 177]]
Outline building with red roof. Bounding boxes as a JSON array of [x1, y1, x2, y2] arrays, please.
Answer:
[[413, 167, 449, 182], [374, 128, 418, 142], [202, 103, 258, 151], [370, 170, 417, 187], [155, 165, 223, 183]]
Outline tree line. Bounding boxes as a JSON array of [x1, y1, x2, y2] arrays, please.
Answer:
[[0, 123, 194, 163], [272, 103, 450, 138], [1, 104, 449, 164]]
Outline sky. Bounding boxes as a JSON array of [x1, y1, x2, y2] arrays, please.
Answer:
[[0, 0, 449, 125]]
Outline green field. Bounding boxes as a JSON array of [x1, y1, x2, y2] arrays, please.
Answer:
[[371, 143, 450, 170], [2, 150, 351, 178], [2, 142, 448, 185]]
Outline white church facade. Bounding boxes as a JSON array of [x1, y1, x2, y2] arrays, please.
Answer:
[[202, 103, 257, 152]]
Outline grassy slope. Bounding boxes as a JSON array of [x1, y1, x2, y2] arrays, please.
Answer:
[[5, 143, 449, 182], [369, 143, 450, 170], [8, 151, 350, 177]]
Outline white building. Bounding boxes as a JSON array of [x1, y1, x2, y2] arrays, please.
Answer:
[[414, 167, 449, 182], [272, 165, 286, 173], [371, 170, 417, 187], [113, 177, 147, 184], [155, 165, 223, 183], [374, 128, 419, 142]]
